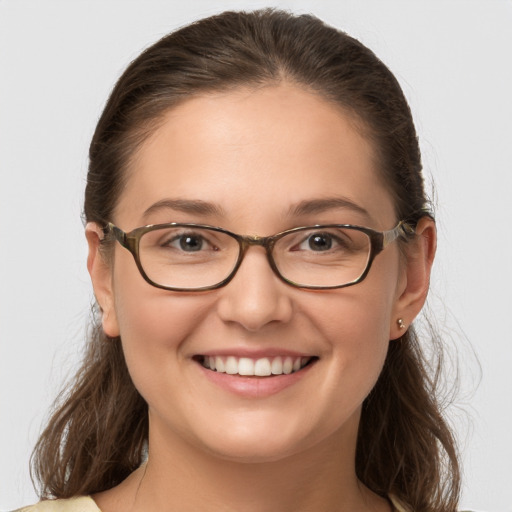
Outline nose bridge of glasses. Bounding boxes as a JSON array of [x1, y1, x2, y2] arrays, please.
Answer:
[[237, 235, 278, 274], [239, 234, 275, 250]]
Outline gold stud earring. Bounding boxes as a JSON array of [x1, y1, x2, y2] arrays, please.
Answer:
[[397, 318, 406, 330]]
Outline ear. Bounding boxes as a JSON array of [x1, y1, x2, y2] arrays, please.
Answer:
[[389, 217, 437, 340], [85, 222, 120, 338]]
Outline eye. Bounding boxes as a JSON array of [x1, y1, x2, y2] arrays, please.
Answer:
[[304, 233, 334, 251], [294, 231, 347, 252], [166, 232, 214, 252]]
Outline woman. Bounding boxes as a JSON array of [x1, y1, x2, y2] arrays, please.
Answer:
[[20, 9, 460, 512]]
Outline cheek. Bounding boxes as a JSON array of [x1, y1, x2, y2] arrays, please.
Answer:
[[312, 267, 399, 351], [305, 256, 401, 394], [110, 254, 213, 393], [311, 289, 392, 372]]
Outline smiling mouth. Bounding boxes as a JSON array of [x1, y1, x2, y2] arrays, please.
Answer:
[[197, 355, 316, 377]]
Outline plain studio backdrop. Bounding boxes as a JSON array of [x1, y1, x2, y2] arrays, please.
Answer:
[[1, 1, 511, 510]]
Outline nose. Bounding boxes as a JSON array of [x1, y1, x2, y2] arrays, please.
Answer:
[[216, 247, 293, 332]]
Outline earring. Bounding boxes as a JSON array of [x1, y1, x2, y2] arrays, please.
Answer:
[[397, 318, 406, 330]]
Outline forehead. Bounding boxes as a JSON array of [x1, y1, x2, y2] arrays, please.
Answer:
[[117, 84, 396, 230]]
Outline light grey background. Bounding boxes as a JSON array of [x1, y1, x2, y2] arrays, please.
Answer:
[[1, 1, 511, 510]]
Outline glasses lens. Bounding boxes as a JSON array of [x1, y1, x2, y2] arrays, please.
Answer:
[[273, 226, 371, 287], [138, 226, 240, 289]]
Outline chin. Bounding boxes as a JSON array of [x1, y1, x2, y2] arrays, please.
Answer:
[[185, 409, 348, 465], [200, 435, 309, 464]]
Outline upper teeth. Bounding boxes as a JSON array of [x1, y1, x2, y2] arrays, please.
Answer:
[[202, 356, 311, 376]]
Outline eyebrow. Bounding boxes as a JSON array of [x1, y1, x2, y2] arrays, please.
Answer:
[[142, 196, 371, 222], [142, 199, 225, 220], [288, 197, 371, 219]]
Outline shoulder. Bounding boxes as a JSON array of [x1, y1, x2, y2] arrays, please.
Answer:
[[11, 496, 100, 512], [389, 495, 411, 512], [389, 495, 476, 512]]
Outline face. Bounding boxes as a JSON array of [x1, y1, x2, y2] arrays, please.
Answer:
[[88, 84, 422, 465]]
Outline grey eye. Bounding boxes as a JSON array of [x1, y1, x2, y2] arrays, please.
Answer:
[[307, 233, 333, 251], [176, 234, 205, 252]]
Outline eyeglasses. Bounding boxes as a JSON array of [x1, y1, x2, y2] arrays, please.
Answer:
[[104, 221, 414, 292]]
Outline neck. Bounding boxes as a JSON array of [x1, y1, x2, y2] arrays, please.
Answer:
[[97, 414, 390, 512]]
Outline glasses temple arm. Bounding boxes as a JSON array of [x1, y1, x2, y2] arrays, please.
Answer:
[[382, 221, 416, 247]]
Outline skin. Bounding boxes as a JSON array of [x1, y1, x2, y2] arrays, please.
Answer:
[[86, 83, 436, 512]]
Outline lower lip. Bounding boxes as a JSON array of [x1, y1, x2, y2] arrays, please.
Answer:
[[197, 360, 316, 398]]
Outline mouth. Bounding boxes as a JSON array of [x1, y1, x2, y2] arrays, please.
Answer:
[[195, 355, 316, 377]]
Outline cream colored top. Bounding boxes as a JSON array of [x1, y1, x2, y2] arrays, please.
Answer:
[[13, 494, 412, 512], [13, 497, 99, 512]]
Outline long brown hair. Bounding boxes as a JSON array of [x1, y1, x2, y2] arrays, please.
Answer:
[[32, 9, 460, 511]]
